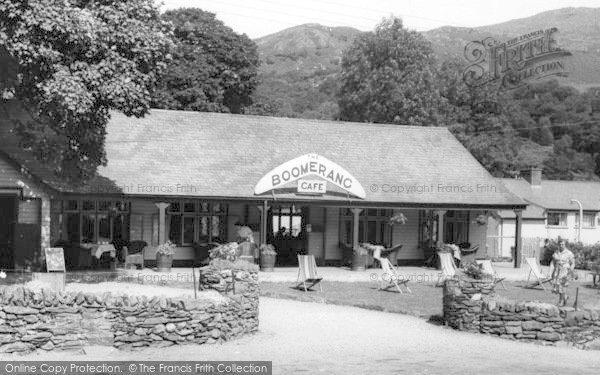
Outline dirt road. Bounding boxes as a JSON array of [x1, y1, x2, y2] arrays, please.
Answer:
[[4, 297, 599, 374]]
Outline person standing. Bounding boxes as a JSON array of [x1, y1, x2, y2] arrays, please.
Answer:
[[551, 239, 575, 307]]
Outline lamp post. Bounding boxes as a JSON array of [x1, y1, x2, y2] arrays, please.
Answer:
[[570, 199, 583, 243]]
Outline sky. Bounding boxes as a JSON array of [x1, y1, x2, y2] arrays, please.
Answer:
[[161, 0, 600, 39]]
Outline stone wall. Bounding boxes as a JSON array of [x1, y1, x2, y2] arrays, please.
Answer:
[[0, 267, 259, 353], [443, 279, 600, 350]]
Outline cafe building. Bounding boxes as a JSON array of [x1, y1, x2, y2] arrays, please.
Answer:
[[0, 102, 527, 270]]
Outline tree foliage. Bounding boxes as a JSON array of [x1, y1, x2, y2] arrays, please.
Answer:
[[337, 17, 443, 125], [0, 0, 172, 181], [153, 8, 259, 114]]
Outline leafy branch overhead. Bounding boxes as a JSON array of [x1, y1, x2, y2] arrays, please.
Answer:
[[0, 0, 173, 181]]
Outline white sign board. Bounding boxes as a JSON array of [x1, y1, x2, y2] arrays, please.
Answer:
[[254, 153, 366, 199], [297, 179, 327, 195], [44, 247, 66, 272]]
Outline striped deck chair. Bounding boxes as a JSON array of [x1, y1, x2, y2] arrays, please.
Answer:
[[379, 258, 411, 294], [436, 252, 457, 286], [296, 255, 323, 292], [524, 257, 552, 290], [476, 259, 507, 289]]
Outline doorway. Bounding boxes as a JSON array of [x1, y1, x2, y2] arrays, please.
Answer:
[[268, 205, 306, 266], [0, 195, 17, 270]]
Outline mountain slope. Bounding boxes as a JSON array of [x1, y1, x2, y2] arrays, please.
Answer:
[[255, 8, 600, 119], [423, 7, 600, 89], [254, 24, 361, 119]]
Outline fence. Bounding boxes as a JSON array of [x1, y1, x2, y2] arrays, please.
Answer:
[[486, 236, 544, 263]]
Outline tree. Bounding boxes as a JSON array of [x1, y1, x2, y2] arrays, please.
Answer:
[[542, 135, 596, 180], [337, 17, 443, 125], [153, 8, 259, 113], [0, 0, 172, 181], [534, 117, 555, 146]]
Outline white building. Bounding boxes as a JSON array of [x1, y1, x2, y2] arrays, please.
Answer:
[[489, 168, 600, 258]]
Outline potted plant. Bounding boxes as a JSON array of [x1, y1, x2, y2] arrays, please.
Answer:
[[155, 241, 176, 272], [236, 226, 257, 264], [352, 244, 369, 271], [259, 244, 277, 271]]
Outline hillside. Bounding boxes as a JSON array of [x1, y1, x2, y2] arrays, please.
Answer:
[[423, 7, 600, 90], [255, 8, 600, 119], [254, 24, 361, 119]]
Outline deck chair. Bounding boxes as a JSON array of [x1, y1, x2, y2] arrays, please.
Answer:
[[476, 259, 507, 289], [296, 255, 323, 292], [524, 257, 552, 290], [379, 258, 411, 294], [436, 252, 457, 287]]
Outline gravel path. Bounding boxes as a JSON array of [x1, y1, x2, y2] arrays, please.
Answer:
[[4, 297, 600, 374]]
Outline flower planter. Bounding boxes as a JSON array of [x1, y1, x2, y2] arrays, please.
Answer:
[[156, 253, 173, 273], [260, 253, 276, 271], [351, 254, 366, 271], [239, 255, 255, 264]]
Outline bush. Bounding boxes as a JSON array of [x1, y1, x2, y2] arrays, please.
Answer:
[[541, 239, 600, 269], [462, 261, 485, 279], [209, 242, 240, 262]]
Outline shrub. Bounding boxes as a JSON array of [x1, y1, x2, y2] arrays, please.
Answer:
[[462, 261, 485, 279], [209, 242, 240, 262], [541, 239, 600, 269]]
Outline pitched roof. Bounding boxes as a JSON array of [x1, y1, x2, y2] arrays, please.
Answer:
[[0, 103, 526, 207], [496, 203, 546, 220], [500, 178, 600, 212]]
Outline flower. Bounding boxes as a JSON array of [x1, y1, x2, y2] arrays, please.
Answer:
[[389, 212, 407, 226], [0, 271, 6, 279], [156, 241, 177, 256], [474, 214, 487, 226], [236, 226, 254, 243], [355, 243, 379, 256]]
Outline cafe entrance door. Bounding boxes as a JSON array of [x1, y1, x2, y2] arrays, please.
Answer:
[[268, 205, 306, 266]]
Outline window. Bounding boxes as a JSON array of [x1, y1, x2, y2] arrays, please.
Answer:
[[167, 201, 228, 245], [547, 212, 567, 227], [443, 211, 469, 245], [418, 210, 438, 249], [339, 209, 392, 246], [56, 199, 130, 243], [575, 212, 596, 228], [271, 206, 303, 238]]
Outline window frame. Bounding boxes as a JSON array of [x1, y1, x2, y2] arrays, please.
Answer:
[[546, 211, 568, 227], [575, 212, 597, 229], [339, 208, 392, 247], [167, 200, 228, 246], [56, 199, 130, 243]]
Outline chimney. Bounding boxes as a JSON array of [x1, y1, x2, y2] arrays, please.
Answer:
[[521, 167, 542, 186]]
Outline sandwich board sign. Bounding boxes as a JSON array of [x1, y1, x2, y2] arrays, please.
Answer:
[[41, 247, 66, 291], [45, 247, 66, 272]]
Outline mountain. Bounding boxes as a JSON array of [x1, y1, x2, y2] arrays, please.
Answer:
[[423, 7, 600, 90], [254, 8, 600, 119], [254, 24, 361, 119]]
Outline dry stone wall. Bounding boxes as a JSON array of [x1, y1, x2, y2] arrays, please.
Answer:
[[443, 279, 600, 350], [0, 267, 259, 353]]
